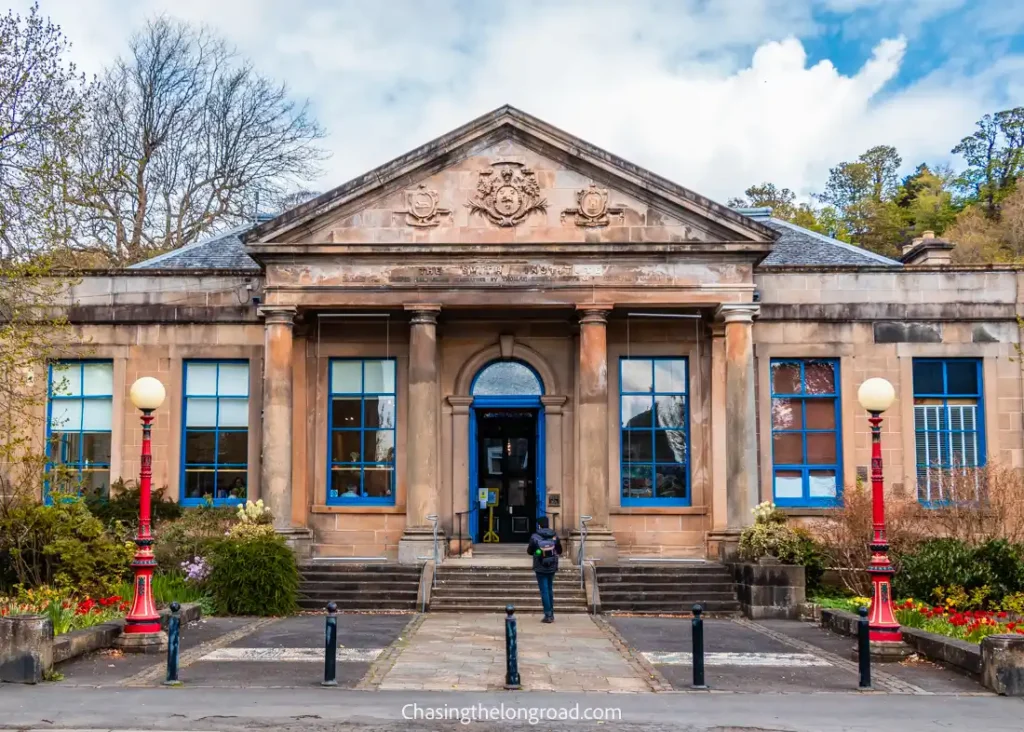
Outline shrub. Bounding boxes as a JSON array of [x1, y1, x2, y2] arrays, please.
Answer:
[[793, 527, 826, 594], [895, 538, 1024, 608], [226, 499, 275, 541], [207, 535, 298, 616], [85, 479, 181, 530], [739, 502, 814, 566], [153, 504, 236, 571], [0, 492, 134, 595]]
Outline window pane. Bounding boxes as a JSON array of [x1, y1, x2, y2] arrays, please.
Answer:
[[217, 363, 249, 396], [218, 431, 248, 464], [82, 433, 111, 464], [621, 464, 653, 499], [809, 470, 837, 498], [330, 468, 362, 498], [771, 399, 802, 430], [216, 470, 247, 500], [80, 468, 110, 498], [365, 397, 395, 429], [773, 432, 803, 464], [654, 396, 686, 428], [218, 398, 249, 428], [363, 360, 396, 394], [771, 362, 801, 395], [805, 399, 836, 430], [186, 398, 217, 427], [49, 432, 81, 465], [621, 430, 652, 462], [621, 396, 652, 427], [184, 469, 215, 499], [82, 400, 112, 430], [775, 470, 803, 498], [654, 360, 687, 393], [186, 363, 218, 395], [363, 430, 395, 463], [913, 361, 944, 394], [331, 431, 362, 463], [472, 361, 541, 396], [82, 363, 113, 395], [806, 432, 837, 464], [654, 464, 687, 499], [185, 431, 216, 464], [332, 398, 362, 428], [804, 361, 835, 395], [654, 431, 686, 464], [51, 363, 80, 396], [50, 400, 82, 430], [363, 466, 393, 498], [946, 361, 978, 395], [331, 361, 362, 394], [621, 360, 652, 392]]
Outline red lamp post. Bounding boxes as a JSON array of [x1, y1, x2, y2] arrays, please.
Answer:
[[856, 377, 906, 653], [115, 376, 168, 653]]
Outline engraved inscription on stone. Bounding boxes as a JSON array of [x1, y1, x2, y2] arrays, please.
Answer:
[[397, 184, 452, 228], [562, 184, 623, 227], [467, 162, 546, 227]]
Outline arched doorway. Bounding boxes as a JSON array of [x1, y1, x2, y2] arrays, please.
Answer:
[[469, 360, 545, 544]]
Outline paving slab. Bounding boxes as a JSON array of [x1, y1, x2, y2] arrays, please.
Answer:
[[180, 659, 368, 688], [225, 613, 411, 650], [609, 616, 794, 654], [55, 617, 254, 686]]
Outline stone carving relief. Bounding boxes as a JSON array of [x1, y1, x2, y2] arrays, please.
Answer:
[[562, 184, 623, 227], [396, 184, 452, 227], [467, 162, 547, 227]]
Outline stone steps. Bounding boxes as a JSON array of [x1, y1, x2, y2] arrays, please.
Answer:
[[297, 563, 422, 611], [596, 563, 740, 615], [431, 565, 588, 613]]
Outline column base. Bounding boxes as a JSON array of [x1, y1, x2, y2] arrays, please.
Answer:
[[706, 530, 742, 563], [568, 528, 618, 564], [867, 639, 914, 662], [276, 527, 314, 560], [114, 630, 168, 654], [398, 528, 446, 565]]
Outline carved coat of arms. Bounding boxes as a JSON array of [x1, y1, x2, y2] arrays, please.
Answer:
[[467, 162, 547, 227], [562, 184, 623, 227], [398, 184, 451, 227]]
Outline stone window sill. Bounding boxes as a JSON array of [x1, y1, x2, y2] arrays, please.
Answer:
[[779, 507, 834, 517], [611, 506, 707, 515], [311, 504, 406, 514]]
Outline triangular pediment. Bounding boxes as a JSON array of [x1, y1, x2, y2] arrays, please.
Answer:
[[244, 106, 777, 251]]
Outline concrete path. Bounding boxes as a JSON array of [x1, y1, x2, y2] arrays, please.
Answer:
[[374, 613, 653, 692]]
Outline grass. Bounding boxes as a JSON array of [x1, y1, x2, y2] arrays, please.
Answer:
[[810, 594, 871, 613], [116, 572, 214, 616]]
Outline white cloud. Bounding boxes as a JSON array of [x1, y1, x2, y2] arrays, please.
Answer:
[[11, 0, 1021, 203]]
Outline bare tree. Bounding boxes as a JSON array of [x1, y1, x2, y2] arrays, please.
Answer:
[[71, 17, 327, 265], [0, 3, 86, 262]]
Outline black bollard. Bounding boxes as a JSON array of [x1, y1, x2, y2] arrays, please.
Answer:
[[504, 604, 521, 690], [857, 606, 871, 690], [691, 604, 708, 689], [162, 601, 182, 686], [322, 601, 338, 687]]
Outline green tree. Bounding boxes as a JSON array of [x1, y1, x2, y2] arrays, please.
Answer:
[[895, 164, 958, 236], [728, 182, 797, 219], [818, 145, 904, 256], [952, 107, 1024, 216]]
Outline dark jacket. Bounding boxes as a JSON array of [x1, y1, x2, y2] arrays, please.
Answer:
[[527, 527, 563, 574]]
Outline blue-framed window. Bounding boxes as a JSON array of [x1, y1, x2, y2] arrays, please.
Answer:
[[913, 358, 985, 504], [46, 361, 114, 498], [328, 359, 396, 505], [770, 359, 842, 507], [181, 361, 249, 506], [619, 357, 690, 506]]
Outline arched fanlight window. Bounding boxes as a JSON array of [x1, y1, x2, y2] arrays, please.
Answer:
[[471, 361, 543, 396]]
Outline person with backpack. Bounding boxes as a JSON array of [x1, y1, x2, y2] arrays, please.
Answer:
[[527, 516, 563, 623]]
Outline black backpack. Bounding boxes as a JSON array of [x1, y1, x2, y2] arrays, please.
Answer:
[[536, 536, 559, 571]]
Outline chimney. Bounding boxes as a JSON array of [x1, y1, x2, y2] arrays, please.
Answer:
[[900, 230, 955, 266]]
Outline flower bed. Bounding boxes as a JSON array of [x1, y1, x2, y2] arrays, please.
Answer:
[[0, 587, 129, 635], [895, 599, 1024, 644]]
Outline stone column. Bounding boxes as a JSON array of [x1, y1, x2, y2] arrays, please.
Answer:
[[541, 395, 567, 535], [259, 306, 296, 532], [399, 305, 443, 564], [573, 306, 618, 562], [715, 304, 760, 559], [448, 395, 474, 555], [709, 323, 728, 532]]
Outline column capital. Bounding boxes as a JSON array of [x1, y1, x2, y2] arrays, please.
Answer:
[[447, 395, 474, 414], [540, 394, 568, 414], [710, 321, 727, 338], [257, 306, 297, 326], [577, 304, 613, 325], [715, 303, 760, 325], [405, 303, 441, 325]]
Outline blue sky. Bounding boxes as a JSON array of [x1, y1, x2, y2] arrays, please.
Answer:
[[15, 0, 1024, 202]]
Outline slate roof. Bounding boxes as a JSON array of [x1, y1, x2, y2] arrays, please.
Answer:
[[734, 207, 902, 268], [128, 223, 261, 271]]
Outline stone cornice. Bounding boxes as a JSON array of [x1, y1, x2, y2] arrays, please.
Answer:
[[257, 305, 297, 326]]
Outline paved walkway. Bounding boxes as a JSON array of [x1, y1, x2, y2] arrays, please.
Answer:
[[374, 613, 653, 692]]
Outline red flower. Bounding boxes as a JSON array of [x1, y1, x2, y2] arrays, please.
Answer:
[[998, 612, 1008, 619], [1008, 623, 1017, 631]]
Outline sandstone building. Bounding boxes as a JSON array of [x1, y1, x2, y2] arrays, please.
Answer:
[[46, 107, 1023, 562]]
